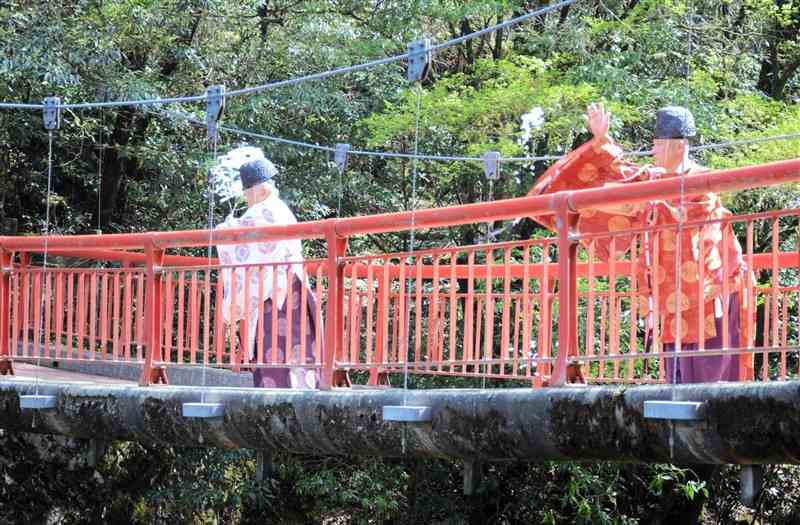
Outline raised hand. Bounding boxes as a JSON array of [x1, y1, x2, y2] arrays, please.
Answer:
[[585, 102, 611, 144]]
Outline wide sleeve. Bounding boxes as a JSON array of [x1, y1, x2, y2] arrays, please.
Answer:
[[527, 139, 654, 261]]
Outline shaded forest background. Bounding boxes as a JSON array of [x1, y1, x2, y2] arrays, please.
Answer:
[[2, 0, 800, 523]]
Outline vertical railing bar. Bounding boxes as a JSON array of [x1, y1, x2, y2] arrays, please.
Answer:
[[271, 266, 279, 365], [203, 269, 211, 366], [501, 247, 512, 377], [32, 271, 41, 358], [374, 261, 388, 368], [521, 245, 532, 381], [512, 296, 521, 377], [283, 265, 294, 366], [315, 264, 323, 366], [241, 266, 251, 368], [177, 271, 186, 363], [771, 218, 781, 373], [122, 272, 132, 360], [99, 273, 109, 359], [365, 261, 374, 366], [429, 255, 440, 369], [397, 258, 407, 365], [88, 272, 97, 359], [483, 249, 494, 376], [10, 271, 19, 359], [214, 269, 225, 364], [628, 235, 638, 381], [299, 264, 309, 368], [474, 294, 483, 376], [112, 272, 121, 361], [256, 265, 265, 366], [21, 270, 31, 357], [229, 267, 239, 366], [448, 255, 457, 371], [348, 263, 358, 366], [464, 250, 475, 372], [540, 242, 551, 378], [135, 272, 144, 360], [723, 222, 732, 353], [653, 232, 662, 383], [176, 270, 185, 363], [414, 256, 423, 370], [43, 272, 52, 358], [164, 271, 174, 364], [763, 286, 771, 381], [609, 236, 618, 380], [66, 272, 74, 359], [54, 273, 64, 359], [190, 270, 200, 365]]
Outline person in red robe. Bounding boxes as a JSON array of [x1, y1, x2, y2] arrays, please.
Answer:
[[528, 103, 754, 383]]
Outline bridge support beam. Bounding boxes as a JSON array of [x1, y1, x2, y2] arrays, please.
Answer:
[[0, 381, 799, 464]]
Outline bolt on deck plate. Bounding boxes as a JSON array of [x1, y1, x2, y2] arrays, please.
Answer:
[[19, 395, 57, 410], [182, 402, 224, 419], [382, 405, 432, 422], [644, 400, 705, 421]]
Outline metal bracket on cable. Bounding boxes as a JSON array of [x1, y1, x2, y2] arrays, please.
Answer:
[[43, 97, 61, 130], [483, 151, 501, 180], [335, 143, 350, 174], [407, 39, 432, 81], [205, 84, 225, 141], [643, 400, 705, 421]]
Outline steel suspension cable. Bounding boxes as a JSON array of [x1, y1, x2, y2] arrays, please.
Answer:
[[0, 0, 580, 111]]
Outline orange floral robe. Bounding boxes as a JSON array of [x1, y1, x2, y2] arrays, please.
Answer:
[[528, 139, 754, 380]]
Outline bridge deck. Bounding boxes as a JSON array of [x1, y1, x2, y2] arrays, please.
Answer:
[[3, 362, 135, 385]]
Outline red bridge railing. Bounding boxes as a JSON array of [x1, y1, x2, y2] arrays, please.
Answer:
[[1, 158, 799, 389]]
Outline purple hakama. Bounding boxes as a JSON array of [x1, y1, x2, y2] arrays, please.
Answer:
[[663, 293, 740, 384], [252, 275, 323, 388]]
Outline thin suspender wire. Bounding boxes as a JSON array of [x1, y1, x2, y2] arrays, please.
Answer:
[[201, 133, 219, 404], [97, 117, 104, 232], [672, 1, 693, 389], [399, 82, 423, 456], [668, 0, 693, 457], [35, 131, 55, 396], [404, 84, 423, 405], [482, 178, 494, 389]]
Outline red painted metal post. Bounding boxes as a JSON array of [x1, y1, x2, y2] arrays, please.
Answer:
[[139, 243, 167, 386], [321, 228, 348, 389], [551, 195, 579, 387], [0, 247, 13, 375]]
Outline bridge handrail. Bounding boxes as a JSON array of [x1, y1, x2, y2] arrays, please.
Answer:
[[1, 157, 800, 388]]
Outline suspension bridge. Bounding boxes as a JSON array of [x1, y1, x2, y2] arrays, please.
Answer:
[[1, 2, 800, 503]]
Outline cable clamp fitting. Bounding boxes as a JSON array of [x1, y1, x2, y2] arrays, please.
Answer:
[[205, 85, 225, 142], [43, 97, 61, 130], [483, 151, 501, 181], [335, 143, 350, 174], [407, 39, 432, 82]]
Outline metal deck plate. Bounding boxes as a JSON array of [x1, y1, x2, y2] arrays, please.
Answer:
[[382, 405, 432, 422], [182, 402, 224, 419], [19, 395, 58, 410], [644, 400, 705, 421]]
